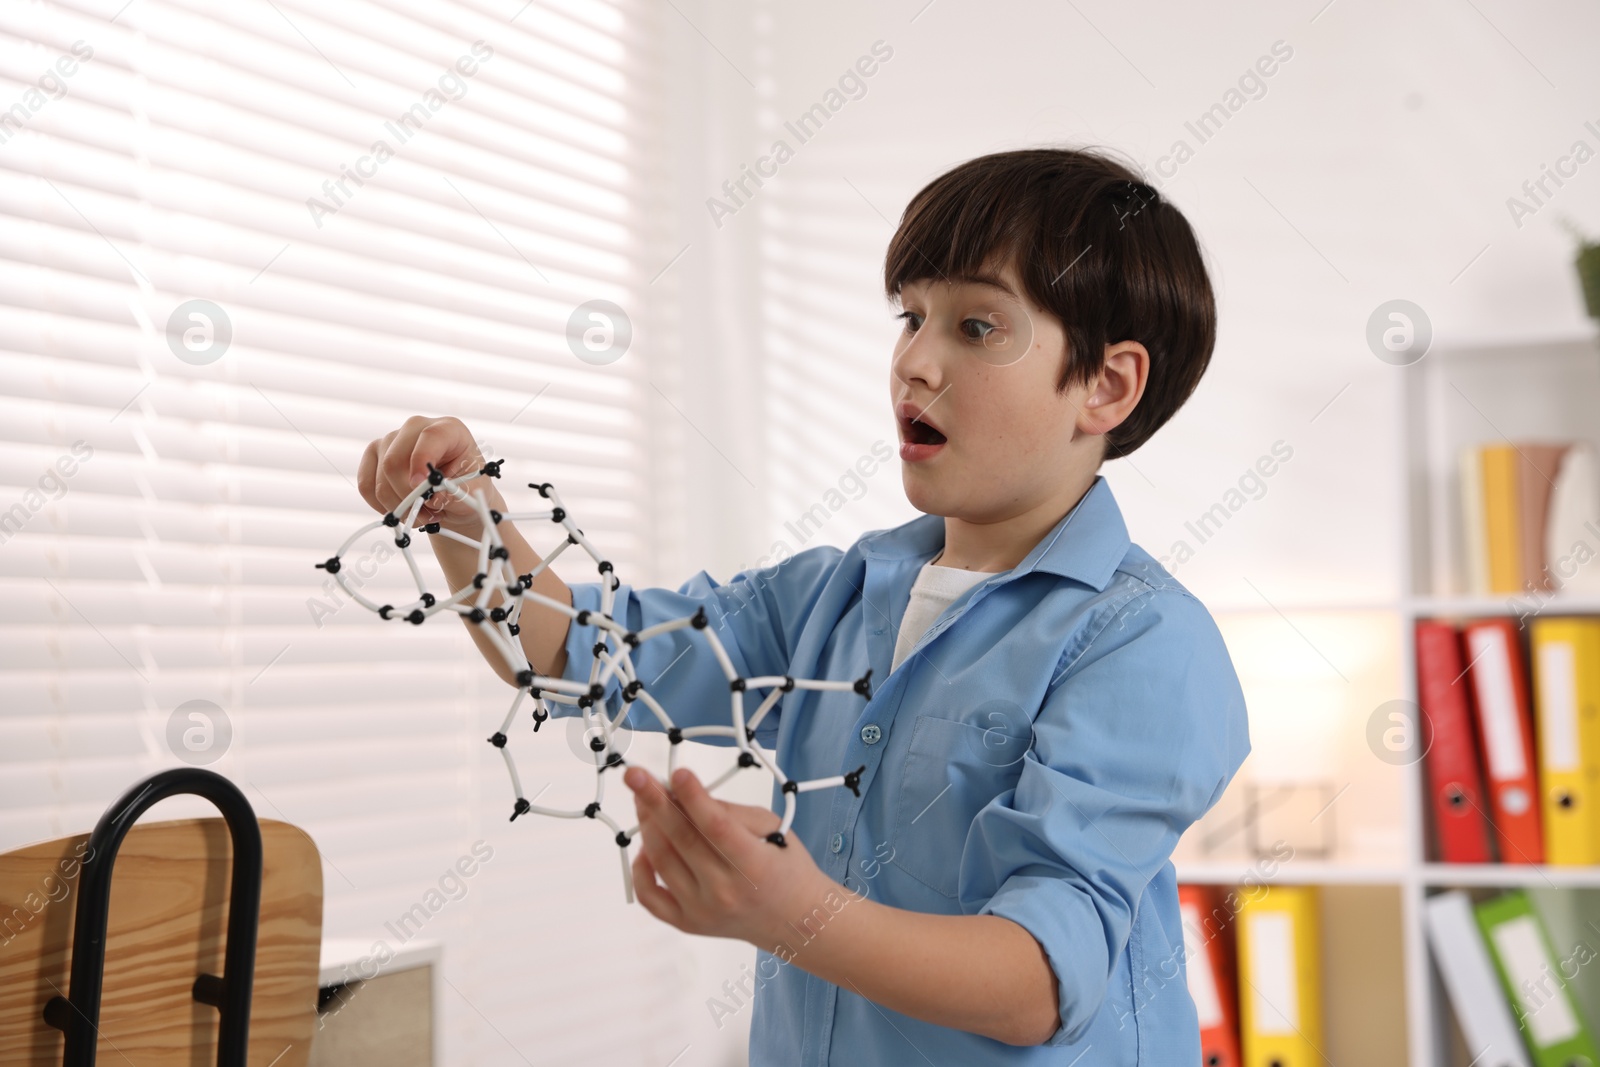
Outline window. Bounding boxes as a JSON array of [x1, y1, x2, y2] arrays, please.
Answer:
[[0, 1, 685, 1061]]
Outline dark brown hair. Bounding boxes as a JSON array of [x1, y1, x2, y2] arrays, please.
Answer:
[[883, 146, 1216, 458]]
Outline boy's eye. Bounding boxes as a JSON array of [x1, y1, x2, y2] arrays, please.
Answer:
[[896, 311, 998, 340], [960, 317, 997, 342]]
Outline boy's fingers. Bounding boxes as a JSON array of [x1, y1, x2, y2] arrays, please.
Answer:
[[356, 439, 382, 514], [631, 849, 683, 927], [377, 416, 430, 505], [408, 420, 476, 487], [635, 801, 700, 896], [368, 430, 406, 512], [625, 766, 666, 799], [624, 767, 700, 895], [661, 769, 742, 861], [629, 768, 759, 876]]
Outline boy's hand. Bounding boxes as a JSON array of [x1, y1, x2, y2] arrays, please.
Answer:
[[624, 766, 833, 947], [358, 415, 504, 536]]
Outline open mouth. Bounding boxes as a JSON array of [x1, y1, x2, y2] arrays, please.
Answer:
[[899, 406, 948, 446]]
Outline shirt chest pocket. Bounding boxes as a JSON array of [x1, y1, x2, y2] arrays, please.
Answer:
[[890, 714, 1027, 899]]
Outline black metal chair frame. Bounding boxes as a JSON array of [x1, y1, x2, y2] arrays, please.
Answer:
[[41, 767, 262, 1067]]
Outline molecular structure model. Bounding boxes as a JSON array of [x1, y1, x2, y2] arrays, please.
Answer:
[[317, 460, 872, 903]]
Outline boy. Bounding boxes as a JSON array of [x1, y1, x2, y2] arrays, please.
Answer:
[[359, 146, 1250, 1064]]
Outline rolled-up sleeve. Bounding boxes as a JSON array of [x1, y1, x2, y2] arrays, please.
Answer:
[[552, 544, 845, 746], [961, 584, 1250, 1046]]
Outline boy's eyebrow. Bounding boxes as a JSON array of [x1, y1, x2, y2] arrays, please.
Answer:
[[904, 271, 1021, 300], [955, 272, 1020, 299]]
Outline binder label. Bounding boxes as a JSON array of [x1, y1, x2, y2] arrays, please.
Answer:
[[1248, 911, 1299, 1035], [1492, 915, 1581, 1045], [1468, 628, 1528, 780], [1538, 642, 1580, 772], [1180, 902, 1224, 1028]]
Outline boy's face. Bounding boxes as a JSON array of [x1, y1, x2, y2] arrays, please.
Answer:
[[889, 259, 1112, 523]]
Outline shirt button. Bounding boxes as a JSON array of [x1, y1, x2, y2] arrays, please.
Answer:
[[830, 833, 844, 853], [860, 724, 881, 745]]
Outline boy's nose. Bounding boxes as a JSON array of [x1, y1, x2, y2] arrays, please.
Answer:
[[891, 333, 943, 390]]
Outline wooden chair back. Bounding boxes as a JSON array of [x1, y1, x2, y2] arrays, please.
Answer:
[[0, 818, 323, 1066]]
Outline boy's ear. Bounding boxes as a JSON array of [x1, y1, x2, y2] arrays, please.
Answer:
[[1076, 340, 1149, 438]]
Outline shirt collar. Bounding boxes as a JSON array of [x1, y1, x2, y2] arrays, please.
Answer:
[[859, 475, 1131, 592]]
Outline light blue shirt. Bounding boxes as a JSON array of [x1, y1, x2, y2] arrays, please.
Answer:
[[556, 474, 1251, 1065]]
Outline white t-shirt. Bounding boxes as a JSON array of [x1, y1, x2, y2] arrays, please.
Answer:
[[891, 561, 996, 672]]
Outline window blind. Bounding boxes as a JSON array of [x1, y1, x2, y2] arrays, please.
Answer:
[[0, 1, 693, 1063]]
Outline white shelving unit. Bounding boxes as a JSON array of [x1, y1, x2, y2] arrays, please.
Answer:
[[1401, 330, 1600, 1066], [1175, 329, 1600, 1065]]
